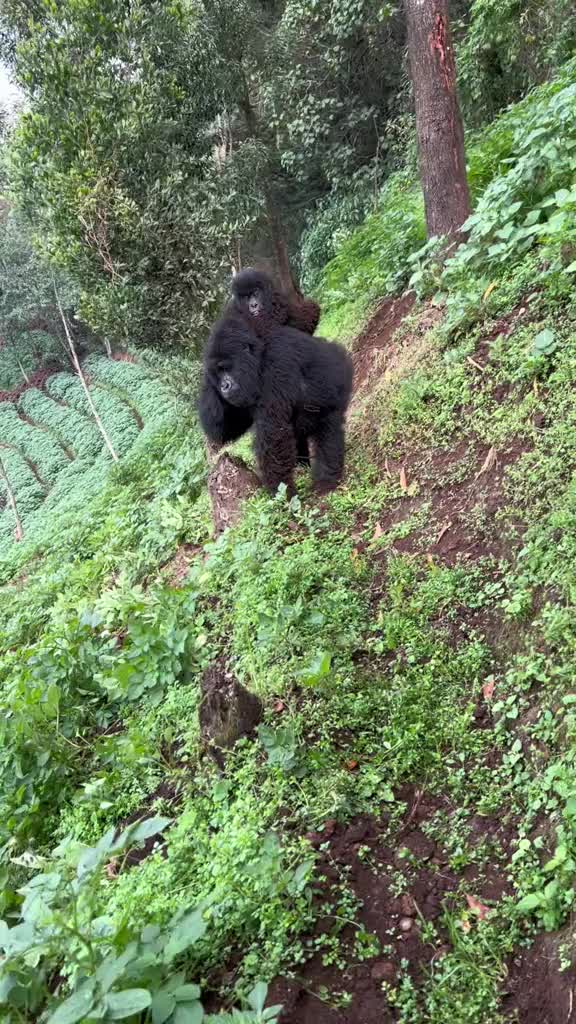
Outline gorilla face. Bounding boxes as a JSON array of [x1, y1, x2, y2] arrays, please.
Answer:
[[247, 289, 264, 318], [206, 321, 262, 408]]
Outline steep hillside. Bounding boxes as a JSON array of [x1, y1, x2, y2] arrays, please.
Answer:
[[2, 62, 576, 1024]]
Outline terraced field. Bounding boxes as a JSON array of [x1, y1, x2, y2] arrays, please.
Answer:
[[0, 356, 185, 556]]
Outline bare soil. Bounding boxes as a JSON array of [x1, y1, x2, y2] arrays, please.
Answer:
[[268, 791, 512, 1023], [503, 931, 576, 1024]]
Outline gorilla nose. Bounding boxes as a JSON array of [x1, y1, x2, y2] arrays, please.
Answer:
[[220, 373, 234, 395]]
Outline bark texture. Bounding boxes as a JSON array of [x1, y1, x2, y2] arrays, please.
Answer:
[[405, 0, 471, 239]]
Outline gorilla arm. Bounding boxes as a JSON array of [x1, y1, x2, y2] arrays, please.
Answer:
[[198, 379, 254, 446]]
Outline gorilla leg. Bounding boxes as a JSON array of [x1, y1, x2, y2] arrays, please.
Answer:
[[310, 410, 345, 493], [254, 409, 298, 495], [296, 434, 311, 467]]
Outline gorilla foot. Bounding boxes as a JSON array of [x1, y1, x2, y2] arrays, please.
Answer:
[[314, 479, 339, 496]]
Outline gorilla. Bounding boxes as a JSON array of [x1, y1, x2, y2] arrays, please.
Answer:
[[198, 299, 353, 496], [230, 268, 321, 337]]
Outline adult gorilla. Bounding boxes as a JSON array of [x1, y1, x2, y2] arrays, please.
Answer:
[[198, 307, 353, 496]]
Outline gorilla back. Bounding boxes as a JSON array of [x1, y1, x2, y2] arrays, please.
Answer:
[[198, 314, 353, 495]]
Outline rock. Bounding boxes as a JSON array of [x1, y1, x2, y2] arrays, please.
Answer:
[[199, 659, 263, 767], [399, 917, 413, 932], [371, 961, 397, 985], [400, 893, 416, 917]]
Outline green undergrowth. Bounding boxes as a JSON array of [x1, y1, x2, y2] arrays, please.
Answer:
[[5, 57, 576, 1024], [4, 268, 576, 1021], [317, 57, 576, 344]]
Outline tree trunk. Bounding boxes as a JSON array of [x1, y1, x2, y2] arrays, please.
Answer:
[[205, 444, 260, 536], [53, 283, 119, 462], [404, 0, 471, 240], [264, 192, 300, 300], [0, 455, 23, 541], [239, 79, 300, 300]]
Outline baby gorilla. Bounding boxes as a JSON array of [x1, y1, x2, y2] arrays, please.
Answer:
[[230, 268, 321, 337], [198, 309, 353, 495]]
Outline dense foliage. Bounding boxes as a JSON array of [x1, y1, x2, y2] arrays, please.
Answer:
[[2, 1, 576, 1021], [2, 0, 574, 345]]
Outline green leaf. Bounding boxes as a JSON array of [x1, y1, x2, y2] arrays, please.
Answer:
[[163, 909, 207, 963], [532, 328, 557, 356], [516, 892, 543, 913], [106, 989, 152, 1020], [289, 859, 314, 894], [141, 924, 162, 943], [295, 651, 332, 687], [173, 1002, 203, 1024], [119, 815, 172, 848], [565, 796, 576, 818], [0, 975, 16, 1002], [48, 986, 95, 1024], [174, 985, 201, 1002], [152, 991, 176, 1024], [547, 211, 568, 231], [544, 843, 568, 872], [263, 1006, 284, 1021], [95, 948, 137, 993], [248, 981, 268, 1014]]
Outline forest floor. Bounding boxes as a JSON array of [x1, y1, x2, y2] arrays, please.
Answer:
[[260, 285, 576, 1024]]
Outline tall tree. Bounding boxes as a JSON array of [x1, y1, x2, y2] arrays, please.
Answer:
[[6, 0, 234, 350], [404, 0, 470, 239]]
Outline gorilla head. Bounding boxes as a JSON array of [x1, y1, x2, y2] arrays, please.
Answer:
[[204, 317, 263, 409], [231, 268, 320, 337]]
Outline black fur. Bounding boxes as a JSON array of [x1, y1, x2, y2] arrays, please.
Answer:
[[230, 268, 321, 337], [198, 309, 353, 495]]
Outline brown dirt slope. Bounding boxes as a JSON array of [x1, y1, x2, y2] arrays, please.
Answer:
[[267, 293, 565, 1024]]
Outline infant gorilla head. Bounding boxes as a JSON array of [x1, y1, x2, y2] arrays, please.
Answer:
[[199, 297, 353, 496], [230, 268, 321, 337]]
